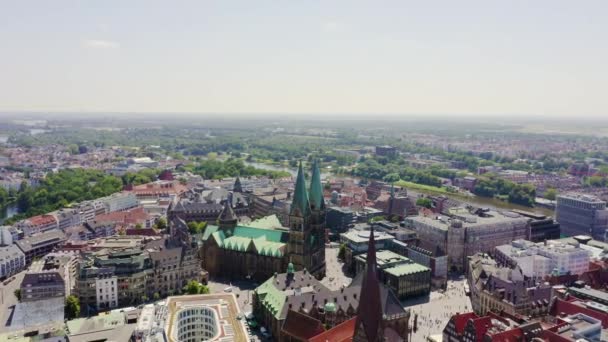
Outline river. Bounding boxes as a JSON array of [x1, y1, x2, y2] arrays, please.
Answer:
[[0, 204, 18, 224], [245, 161, 554, 217], [243, 161, 332, 179]]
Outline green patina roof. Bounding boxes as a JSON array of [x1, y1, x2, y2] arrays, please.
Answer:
[[384, 263, 430, 277], [202, 225, 220, 241], [210, 225, 287, 257], [255, 277, 287, 319], [309, 159, 325, 210], [290, 161, 310, 217]]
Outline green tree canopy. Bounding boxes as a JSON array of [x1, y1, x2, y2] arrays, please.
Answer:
[[65, 295, 81, 319]]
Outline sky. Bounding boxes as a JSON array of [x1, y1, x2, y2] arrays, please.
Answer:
[[1, 1, 607, 117]]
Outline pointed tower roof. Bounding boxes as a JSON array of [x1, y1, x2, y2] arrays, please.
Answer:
[[218, 196, 237, 222], [290, 161, 310, 217], [309, 159, 325, 210], [233, 176, 243, 193], [354, 227, 383, 342]]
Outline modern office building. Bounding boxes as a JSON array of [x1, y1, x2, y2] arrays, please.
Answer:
[[512, 210, 561, 242], [340, 229, 395, 271], [326, 206, 355, 235], [556, 193, 608, 240], [494, 239, 591, 278], [354, 250, 431, 299], [20, 271, 66, 302]]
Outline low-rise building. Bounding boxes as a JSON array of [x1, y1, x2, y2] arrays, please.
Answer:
[[354, 250, 431, 299], [513, 210, 560, 242], [340, 229, 395, 271], [66, 310, 136, 342], [494, 239, 591, 278], [133, 294, 249, 342], [17, 214, 58, 235], [403, 242, 448, 279], [467, 253, 552, 317], [405, 208, 530, 272], [0, 244, 26, 279], [101, 191, 138, 212], [51, 208, 82, 231], [375, 145, 398, 157], [443, 311, 542, 342], [15, 229, 67, 264], [326, 207, 355, 235], [20, 271, 65, 301]]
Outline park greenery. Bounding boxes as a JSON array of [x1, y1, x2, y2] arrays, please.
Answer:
[[12, 123, 608, 211], [181, 157, 290, 179], [6, 168, 159, 224], [183, 280, 210, 295], [65, 295, 81, 319], [187, 221, 207, 235]]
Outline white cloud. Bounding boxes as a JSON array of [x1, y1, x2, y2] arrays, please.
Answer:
[[83, 39, 120, 49]]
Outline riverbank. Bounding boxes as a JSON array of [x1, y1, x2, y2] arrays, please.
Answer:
[[246, 161, 554, 217]]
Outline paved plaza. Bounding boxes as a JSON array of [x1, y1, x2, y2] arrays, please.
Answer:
[[405, 278, 472, 341], [321, 246, 352, 290]]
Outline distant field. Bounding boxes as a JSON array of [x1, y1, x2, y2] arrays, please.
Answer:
[[518, 124, 608, 137], [394, 180, 450, 194]]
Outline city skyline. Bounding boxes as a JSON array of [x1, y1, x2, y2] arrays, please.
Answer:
[[2, 1, 608, 117]]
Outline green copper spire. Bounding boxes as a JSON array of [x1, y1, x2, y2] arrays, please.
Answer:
[[309, 159, 325, 210], [290, 161, 310, 216]]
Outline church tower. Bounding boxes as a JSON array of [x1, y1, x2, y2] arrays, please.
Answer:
[[233, 176, 243, 193], [354, 226, 385, 342], [218, 196, 237, 237], [288, 161, 326, 278]]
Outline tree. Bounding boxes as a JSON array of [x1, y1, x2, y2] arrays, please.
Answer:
[[544, 188, 557, 201], [183, 280, 210, 295], [155, 217, 167, 230], [338, 243, 346, 260], [153, 292, 161, 301], [383, 173, 400, 184], [65, 295, 81, 319], [187, 221, 207, 234], [416, 198, 433, 209], [14, 289, 21, 301], [135, 223, 143, 229]]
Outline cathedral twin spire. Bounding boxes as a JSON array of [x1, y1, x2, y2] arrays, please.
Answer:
[[289, 160, 324, 217]]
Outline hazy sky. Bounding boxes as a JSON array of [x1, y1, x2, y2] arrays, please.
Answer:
[[1, 1, 607, 117]]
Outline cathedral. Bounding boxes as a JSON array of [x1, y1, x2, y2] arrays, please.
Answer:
[[197, 161, 326, 280]]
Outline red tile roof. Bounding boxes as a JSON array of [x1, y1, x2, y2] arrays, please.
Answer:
[[471, 316, 493, 341], [281, 310, 325, 341], [308, 317, 356, 342], [551, 298, 608, 328], [28, 214, 57, 226], [451, 312, 479, 336], [128, 181, 187, 196], [94, 206, 148, 225]]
